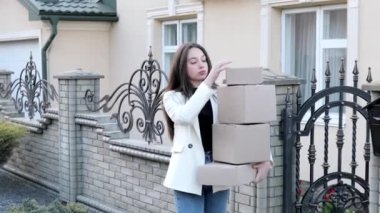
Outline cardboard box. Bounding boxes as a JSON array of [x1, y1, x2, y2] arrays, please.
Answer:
[[225, 67, 263, 85], [197, 162, 256, 186], [217, 84, 276, 124], [213, 123, 271, 164]]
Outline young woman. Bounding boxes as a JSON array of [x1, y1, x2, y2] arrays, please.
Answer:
[[162, 43, 272, 213]]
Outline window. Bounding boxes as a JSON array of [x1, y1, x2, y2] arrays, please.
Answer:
[[162, 20, 197, 74], [282, 5, 347, 107]]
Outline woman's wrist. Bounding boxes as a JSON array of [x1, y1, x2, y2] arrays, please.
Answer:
[[204, 76, 214, 88]]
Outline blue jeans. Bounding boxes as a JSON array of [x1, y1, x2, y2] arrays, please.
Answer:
[[173, 152, 230, 213]]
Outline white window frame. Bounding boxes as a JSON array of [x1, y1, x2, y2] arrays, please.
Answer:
[[162, 19, 197, 74], [281, 4, 349, 126], [162, 20, 180, 54], [146, 1, 204, 54]]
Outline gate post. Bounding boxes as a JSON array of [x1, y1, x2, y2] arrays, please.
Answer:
[[253, 70, 302, 213], [282, 90, 295, 213], [54, 69, 103, 202], [0, 69, 13, 99], [362, 82, 380, 213], [0, 70, 13, 116]]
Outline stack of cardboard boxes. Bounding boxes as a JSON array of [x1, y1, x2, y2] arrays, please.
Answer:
[[197, 67, 276, 186]]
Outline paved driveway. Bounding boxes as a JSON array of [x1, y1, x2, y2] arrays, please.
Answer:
[[0, 168, 58, 212]]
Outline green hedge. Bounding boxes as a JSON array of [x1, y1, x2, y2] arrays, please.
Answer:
[[0, 121, 27, 165], [8, 199, 88, 213]]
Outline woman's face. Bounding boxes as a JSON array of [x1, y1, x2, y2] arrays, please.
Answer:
[[186, 47, 209, 87]]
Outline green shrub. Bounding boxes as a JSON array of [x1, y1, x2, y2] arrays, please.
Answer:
[[0, 121, 27, 165], [8, 198, 88, 213], [65, 202, 88, 213]]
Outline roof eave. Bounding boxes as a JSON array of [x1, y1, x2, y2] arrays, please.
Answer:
[[18, 0, 119, 22], [40, 14, 119, 22], [18, 0, 41, 20]]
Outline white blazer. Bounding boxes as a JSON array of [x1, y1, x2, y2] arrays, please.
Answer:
[[163, 82, 221, 195]]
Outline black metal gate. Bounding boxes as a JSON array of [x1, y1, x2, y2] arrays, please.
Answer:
[[281, 60, 372, 213]]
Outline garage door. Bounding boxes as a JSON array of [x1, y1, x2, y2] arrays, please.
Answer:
[[0, 39, 41, 82], [0, 39, 42, 119]]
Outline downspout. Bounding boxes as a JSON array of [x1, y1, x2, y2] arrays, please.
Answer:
[[42, 16, 58, 81]]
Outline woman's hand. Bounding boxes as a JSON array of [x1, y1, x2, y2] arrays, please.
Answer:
[[252, 161, 272, 183], [204, 60, 231, 87]]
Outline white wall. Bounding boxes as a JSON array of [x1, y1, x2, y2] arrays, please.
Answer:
[[359, 0, 380, 83], [0, 0, 112, 103], [204, 0, 261, 68]]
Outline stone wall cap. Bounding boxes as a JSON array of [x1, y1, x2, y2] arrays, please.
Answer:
[[262, 69, 305, 85], [362, 81, 380, 91], [0, 69, 14, 74], [109, 138, 171, 156], [54, 69, 104, 79]]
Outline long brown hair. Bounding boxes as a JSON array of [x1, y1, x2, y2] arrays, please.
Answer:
[[164, 43, 212, 140]]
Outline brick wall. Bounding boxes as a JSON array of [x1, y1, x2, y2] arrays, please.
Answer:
[[78, 125, 174, 213], [1, 69, 303, 213], [4, 112, 60, 191]]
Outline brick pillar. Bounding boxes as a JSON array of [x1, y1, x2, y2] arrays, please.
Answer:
[[0, 70, 13, 104], [362, 82, 380, 213], [259, 73, 302, 213], [0, 69, 13, 98], [0, 69, 22, 118], [54, 69, 103, 202], [228, 70, 302, 213]]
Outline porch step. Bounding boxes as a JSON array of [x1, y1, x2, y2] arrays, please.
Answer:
[[91, 113, 115, 123], [76, 113, 115, 124], [2, 111, 24, 118], [0, 100, 24, 118], [102, 130, 129, 140], [0, 100, 15, 110], [99, 122, 120, 131]]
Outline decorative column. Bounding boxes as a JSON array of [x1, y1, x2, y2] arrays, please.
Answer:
[[0, 69, 13, 98], [0, 70, 13, 104], [54, 69, 103, 202], [362, 82, 380, 213], [227, 70, 302, 213], [0, 70, 20, 118], [259, 71, 302, 213]]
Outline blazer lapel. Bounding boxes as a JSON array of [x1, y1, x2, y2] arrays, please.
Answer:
[[211, 94, 218, 123], [193, 117, 201, 140]]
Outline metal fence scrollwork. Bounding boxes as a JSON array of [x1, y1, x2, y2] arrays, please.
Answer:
[[282, 60, 371, 213], [301, 172, 369, 213], [0, 54, 58, 119], [84, 47, 168, 144]]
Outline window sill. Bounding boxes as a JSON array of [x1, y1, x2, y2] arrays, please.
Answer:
[[300, 111, 347, 128]]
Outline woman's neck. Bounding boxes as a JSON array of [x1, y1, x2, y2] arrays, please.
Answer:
[[191, 80, 201, 88]]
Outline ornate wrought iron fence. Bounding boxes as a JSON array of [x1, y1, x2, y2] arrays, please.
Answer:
[[0, 54, 58, 119], [281, 60, 372, 213], [84, 48, 168, 144]]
